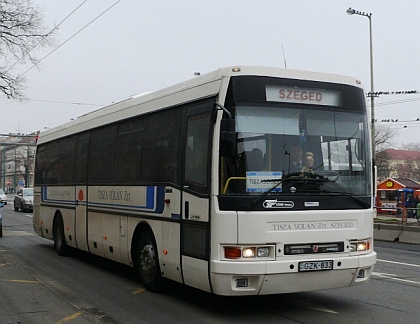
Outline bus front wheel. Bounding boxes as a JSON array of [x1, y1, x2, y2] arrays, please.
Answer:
[[53, 215, 70, 256], [135, 230, 164, 292]]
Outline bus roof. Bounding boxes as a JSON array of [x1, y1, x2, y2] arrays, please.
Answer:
[[38, 66, 364, 144]]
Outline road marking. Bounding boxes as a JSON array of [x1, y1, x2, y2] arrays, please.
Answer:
[[55, 311, 83, 324], [132, 287, 146, 294], [372, 272, 420, 285], [1, 230, 34, 236], [35, 274, 118, 323], [1, 279, 40, 284], [0, 262, 11, 267], [293, 299, 339, 314], [377, 258, 420, 268]]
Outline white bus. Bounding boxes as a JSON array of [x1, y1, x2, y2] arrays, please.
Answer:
[[33, 66, 376, 296]]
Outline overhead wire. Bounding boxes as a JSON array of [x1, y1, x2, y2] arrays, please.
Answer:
[[6, 0, 89, 73], [19, 0, 122, 77], [25, 98, 104, 107]]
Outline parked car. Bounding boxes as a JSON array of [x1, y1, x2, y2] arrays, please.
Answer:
[[0, 203, 3, 237], [14, 188, 34, 212], [0, 189, 7, 205]]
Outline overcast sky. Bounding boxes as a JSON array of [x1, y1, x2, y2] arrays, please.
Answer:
[[2, 0, 420, 147]]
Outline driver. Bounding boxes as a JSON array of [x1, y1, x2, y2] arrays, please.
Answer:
[[301, 152, 315, 177]]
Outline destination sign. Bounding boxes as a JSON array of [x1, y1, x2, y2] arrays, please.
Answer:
[[266, 85, 342, 106], [246, 171, 282, 193]]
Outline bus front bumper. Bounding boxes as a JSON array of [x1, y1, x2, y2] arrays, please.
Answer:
[[210, 251, 377, 296]]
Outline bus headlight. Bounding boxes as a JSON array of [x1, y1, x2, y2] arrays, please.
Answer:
[[350, 239, 371, 252], [242, 247, 255, 258], [224, 245, 274, 260]]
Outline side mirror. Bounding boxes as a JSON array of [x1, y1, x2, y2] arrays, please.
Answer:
[[220, 119, 236, 157]]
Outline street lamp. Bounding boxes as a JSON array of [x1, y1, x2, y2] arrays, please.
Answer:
[[347, 7, 375, 156]]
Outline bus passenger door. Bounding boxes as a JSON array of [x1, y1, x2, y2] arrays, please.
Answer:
[[74, 133, 89, 252], [181, 105, 213, 293]]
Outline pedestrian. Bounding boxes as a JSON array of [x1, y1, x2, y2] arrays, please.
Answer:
[[413, 194, 420, 219]]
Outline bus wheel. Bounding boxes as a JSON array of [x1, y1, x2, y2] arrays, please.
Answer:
[[53, 215, 69, 256], [136, 230, 164, 292]]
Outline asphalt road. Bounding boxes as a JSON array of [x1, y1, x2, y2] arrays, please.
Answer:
[[1, 203, 419, 324]]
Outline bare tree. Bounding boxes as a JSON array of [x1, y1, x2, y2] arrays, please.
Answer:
[[375, 124, 398, 151], [399, 142, 420, 151], [375, 125, 398, 180], [376, 149, 392, 180], [0, 0, 53, 98]]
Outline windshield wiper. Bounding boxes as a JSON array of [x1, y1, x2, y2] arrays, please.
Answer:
[[322, 190, 371, 208], [245, 179, 283, 211]]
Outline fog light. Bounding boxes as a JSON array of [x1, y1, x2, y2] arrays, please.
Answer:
[[236, 278, 248, 287], [357, 269, 365, 278]]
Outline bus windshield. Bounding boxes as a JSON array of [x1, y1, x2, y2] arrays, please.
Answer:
[[221, 104, 371, 196]]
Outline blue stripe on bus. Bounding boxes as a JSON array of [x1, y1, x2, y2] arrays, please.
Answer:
[[154, 186, 165, 214], [41, 185, 166, 214]]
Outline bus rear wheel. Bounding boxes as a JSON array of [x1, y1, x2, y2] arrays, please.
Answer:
[[53, 215, 70, 256], [135, 230, 164, 292]]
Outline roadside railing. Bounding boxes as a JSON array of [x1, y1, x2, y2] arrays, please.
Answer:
[[375, 206, 420, 225]]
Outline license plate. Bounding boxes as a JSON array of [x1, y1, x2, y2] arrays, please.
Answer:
[[298, 260, 333, 272]]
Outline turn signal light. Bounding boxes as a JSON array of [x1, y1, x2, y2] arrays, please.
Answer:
[[225, 247, 242, 259]]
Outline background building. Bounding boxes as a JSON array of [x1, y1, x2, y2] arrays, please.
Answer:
[[377, 149, 420, 181], [0, 133, 38, 193]]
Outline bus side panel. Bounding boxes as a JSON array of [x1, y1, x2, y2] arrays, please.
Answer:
[[161, 222, 183, 283], [61, 208, 76, 249], [37, 186, 76, 244], [182, 256, 211, 292], [102, 213, 123, 263], [87, 212, 105, 258], [37, 204, 55, 240]]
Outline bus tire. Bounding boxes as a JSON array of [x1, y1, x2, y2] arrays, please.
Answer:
[[53, 215, 70, 256], [135, 230, 164, 292]]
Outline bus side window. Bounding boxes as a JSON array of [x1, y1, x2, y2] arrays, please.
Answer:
[[184, 113, 211, 192]]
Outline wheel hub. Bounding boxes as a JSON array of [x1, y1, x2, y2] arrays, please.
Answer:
[[140, 242, 156, 277]]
